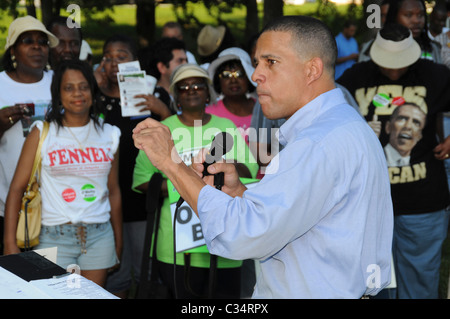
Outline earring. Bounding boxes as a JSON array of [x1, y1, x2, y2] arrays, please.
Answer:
[[176, 103, 182, 115], [46, 63, 51, 71], [11, 55, 17, 69]]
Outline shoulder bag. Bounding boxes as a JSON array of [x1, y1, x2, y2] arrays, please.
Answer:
[[17, 121, 49, 250]]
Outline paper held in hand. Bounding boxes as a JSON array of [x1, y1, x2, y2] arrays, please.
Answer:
[[117, 61, 157, 117]]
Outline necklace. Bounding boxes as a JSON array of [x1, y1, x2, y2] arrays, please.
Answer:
[[65, 120, 92, 151]]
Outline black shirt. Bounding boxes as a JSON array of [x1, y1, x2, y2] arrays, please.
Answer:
[[337, 59, 450, 215], [99, 86, 173, 222]]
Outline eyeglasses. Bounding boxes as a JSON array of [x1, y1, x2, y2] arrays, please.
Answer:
[[62, 84, 91, 93], [20, 37, 49, 46], [102, 55, 133, 64], [219, 70, 245, 79], [177, 82, 207, 92]]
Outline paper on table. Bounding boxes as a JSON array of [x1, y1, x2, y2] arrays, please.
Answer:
[[30, 273, 119, 299], [0, 266, 51, 299], [33, 247, 58, 264]]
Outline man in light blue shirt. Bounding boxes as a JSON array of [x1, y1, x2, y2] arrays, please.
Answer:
[[335, 21, 359, 80], [132, 16, 393, 298]]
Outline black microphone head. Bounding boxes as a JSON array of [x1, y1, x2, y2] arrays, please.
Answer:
[[205, 132, 234, 164]]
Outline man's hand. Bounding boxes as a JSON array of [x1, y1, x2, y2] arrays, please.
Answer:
[[192, 149, 247, 198], [368, 114, 381, 137], [133, 118, 206, 213], [434, 135, 450, 161], [132, 117, 181, 172], [0, 105, 25, 139]]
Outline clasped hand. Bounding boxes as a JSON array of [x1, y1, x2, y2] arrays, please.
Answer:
[[132, 118, 247, 198], [132, 117, 180, 172]]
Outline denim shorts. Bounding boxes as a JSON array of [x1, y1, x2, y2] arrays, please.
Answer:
[[36, 221, 118, 271]]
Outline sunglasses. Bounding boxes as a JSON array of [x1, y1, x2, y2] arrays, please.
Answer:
[[20, 37, 49, 46], [177, 82, 207, 92], [219, 70, 245, 79]]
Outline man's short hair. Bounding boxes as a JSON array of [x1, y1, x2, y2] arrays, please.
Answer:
[[261, 15, 337, 77], [46, 15, 82, 42], [142, 37, 186, 79], [162, 21, 182, 31]]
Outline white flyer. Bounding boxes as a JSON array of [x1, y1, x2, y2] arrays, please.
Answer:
[[117, 61, 157, 117]]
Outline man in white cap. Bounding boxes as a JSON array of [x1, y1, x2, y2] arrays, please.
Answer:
[[338, 23, 450, 299]]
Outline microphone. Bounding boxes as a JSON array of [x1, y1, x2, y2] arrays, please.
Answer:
[[202, 132, 234, 179], [176, 132, 234, 207]]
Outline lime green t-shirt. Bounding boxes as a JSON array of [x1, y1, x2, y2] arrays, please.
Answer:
[[133, 114, 258, 268]]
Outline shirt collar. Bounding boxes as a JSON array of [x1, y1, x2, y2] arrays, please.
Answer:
[[278, 88, 348, 146]]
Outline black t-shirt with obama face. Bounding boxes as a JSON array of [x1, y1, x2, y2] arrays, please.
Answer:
[[337, 59, 450, 215]]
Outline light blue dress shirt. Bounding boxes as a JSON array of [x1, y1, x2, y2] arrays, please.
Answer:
[[198, 88, 393, 298]]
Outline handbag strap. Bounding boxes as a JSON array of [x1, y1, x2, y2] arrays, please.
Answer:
[[25, 121, 49, 192]]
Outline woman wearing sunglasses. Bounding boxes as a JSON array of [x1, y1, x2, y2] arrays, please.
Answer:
[[207, 48, 257, 144], [132, 63, 258, 298]]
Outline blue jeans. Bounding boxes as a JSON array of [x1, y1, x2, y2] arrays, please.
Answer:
[[393, 209, 450, 299], [444, 115, 450, 187]]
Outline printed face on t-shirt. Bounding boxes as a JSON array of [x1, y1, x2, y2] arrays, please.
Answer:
[[385, 103, 426, 157]]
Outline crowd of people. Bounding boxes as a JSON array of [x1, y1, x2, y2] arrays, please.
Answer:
[[0, 0, 449, 299]]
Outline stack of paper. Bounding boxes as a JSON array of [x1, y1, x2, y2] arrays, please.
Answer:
[[0, 267, 119, 299]]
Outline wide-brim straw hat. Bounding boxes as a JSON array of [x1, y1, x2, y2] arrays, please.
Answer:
[[169, 63, 217, 102], [5, 15, 59, 50], [370, 30, 421, 69], [197, 25, 226, 57], [207, 47, 257, 87]]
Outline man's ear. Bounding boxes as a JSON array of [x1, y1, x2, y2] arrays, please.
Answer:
[[157, 61, 167, 75], [385, 121, 391, 135], [306, 57, 324, 85]]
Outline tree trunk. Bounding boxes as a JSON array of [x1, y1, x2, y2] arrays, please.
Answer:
[[361, 0, 383, 42], [244, 0, 259, 42], [263, 0, 283, 29], [25, 0, 36, 17], [40, 0, 53, 25], [136, 0, 156, 48]]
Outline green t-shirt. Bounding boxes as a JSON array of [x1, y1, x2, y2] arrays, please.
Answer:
[[133, 114, 258, 268]]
